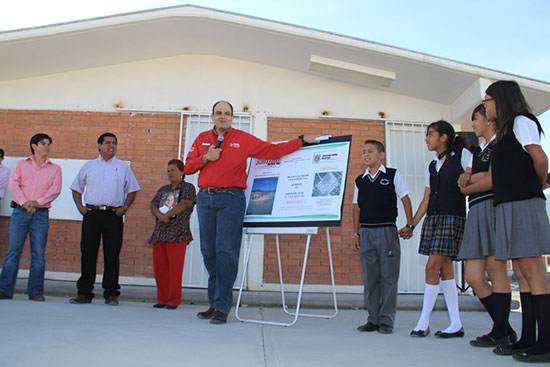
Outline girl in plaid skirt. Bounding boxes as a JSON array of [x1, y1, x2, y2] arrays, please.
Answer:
[[407, 120, 472, 338]]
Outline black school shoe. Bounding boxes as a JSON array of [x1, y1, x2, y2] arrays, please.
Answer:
[[435, 328, 464, 338], [357, 322, 379, 332], [378, 324, 393, 334], [410, 328, 430, 337], [513, 350, 550, 363], [470, 331, 517, 348], [210, 311, 228, 324]]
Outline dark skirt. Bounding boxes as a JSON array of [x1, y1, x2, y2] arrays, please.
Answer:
[[419, 215, 465, 259], [457, 199, 496, 260], [494, 197, 550, 260]]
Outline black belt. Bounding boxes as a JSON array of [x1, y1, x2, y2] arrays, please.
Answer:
[[11, 201, 48, 211], [199, 187, 243, 194], [86, 204, 119, 211], [360, 222, 396, 228]]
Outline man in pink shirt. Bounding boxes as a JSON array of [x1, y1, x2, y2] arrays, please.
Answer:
[[0, 133, 62, 301]]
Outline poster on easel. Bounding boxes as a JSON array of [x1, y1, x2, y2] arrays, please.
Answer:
[[243, 135, 352, 227]]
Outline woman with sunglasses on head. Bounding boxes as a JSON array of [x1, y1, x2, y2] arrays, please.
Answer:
[[468, 80, 550, 362]]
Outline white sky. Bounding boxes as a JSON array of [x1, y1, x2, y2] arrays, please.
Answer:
[[2, 0, 550, 153]]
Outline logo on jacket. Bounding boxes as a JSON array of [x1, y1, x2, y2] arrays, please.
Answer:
[[230, 143, 240, 148], [380, 178, 390, 185]]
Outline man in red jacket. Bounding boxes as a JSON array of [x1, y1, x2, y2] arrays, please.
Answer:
[[185, 100, 318, 324]]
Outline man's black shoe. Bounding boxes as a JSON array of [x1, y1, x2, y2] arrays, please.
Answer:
[[0, 291, 13, 300], [357, 322, 379, 332], [29, 294, 45, 302], [69, 295, 92, 304], [210, 311, 228, 324], [105, 296, 119, 306], [197, 307, 215, 319]]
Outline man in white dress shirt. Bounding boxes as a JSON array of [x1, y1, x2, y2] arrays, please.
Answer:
[[69, 133, 140, 306]]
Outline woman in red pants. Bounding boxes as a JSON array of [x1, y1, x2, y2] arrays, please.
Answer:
[[148, 159, 196, 309]]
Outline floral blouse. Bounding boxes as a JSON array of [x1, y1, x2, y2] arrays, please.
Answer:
[[148, 181, 196, 245]]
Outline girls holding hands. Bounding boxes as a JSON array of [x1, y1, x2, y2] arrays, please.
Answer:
[[408, 120, 472, 338]]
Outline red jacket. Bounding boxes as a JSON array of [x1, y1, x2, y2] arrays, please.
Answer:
[[184, 128, 302, 188]]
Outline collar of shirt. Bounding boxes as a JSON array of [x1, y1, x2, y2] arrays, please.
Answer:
[[362, 164, 386, 179], [25, 155, 53, 169], [98, 154, 118, 164], [212, 127, 233, 137], [479, 134, 496, 151]]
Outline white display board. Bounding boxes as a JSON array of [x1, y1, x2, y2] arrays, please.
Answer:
[[243, 135, 352, 227], [1, 157, 92, 221]]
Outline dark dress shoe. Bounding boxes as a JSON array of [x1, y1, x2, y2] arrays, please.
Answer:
[[493, 342, 533, 356], [410, 328, 430, 337], [513, 350, 550, 363], [197, 307, 215, 319], [0, 291, 13, 299], [210, 311, 228, 324], [165, 305, 178, 310], [357, 322, 379, 332], [29, 294, 45, 302], [378, 324, 393, 334], [435, 327, 465, 338], [153, 303, 166, 308], [105, 296, 119, 306], [470, 334, 496, 347], [69, 295, 92, 304]]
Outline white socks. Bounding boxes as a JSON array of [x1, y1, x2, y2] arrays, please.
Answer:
[[441, 279, 462, 333], [414, 283, 440, 331]]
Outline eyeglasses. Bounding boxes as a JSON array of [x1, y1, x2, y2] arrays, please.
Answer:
[[481, 98, 494, 105]]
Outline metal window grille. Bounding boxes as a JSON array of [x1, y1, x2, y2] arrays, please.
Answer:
[[182, 112, 254, 287]]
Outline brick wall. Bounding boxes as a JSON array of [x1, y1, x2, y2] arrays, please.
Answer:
[[0, 109, 184, 278], [263, 117, 386, 285], [0, 110, 384, 287]]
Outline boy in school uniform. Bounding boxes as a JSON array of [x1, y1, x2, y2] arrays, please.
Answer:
[[352, 140, 414, 334]]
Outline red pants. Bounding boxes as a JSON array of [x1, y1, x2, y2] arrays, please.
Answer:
[[153, 241, 188, 306]]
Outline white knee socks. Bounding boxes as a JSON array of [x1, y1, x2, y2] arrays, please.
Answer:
[[441, 279, 462, 333], [414, 283, 440, 331]]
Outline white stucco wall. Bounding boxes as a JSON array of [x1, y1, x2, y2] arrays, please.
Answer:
[[0, 53, 454, 293], [0, 54, 450, 135]]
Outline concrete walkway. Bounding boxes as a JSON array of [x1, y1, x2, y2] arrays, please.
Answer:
[[0, 292, 525, 367]]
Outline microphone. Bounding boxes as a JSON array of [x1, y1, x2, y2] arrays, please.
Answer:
[[215, 135, 224, 149]]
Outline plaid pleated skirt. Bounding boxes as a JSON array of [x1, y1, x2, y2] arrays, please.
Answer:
[[419, 215, 465, 259]]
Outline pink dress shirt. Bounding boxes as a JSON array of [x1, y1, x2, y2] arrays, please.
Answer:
[[8, 156, 62, 208]]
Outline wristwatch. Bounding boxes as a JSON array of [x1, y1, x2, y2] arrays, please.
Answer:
[[406, 224, 415, 230], [353, 233, 360, 237], [299, 135, 306, 146]]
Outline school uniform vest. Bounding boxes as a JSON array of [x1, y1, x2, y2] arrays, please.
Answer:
[[468, 143, 494, 207], [355, 168, 398, 225], [427, 149, 466, 217], [491, 113, 545, 206]]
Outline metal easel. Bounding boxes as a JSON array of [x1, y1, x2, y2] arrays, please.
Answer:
[[235, 227, 338, 327]]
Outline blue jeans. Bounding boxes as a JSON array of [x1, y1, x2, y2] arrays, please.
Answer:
[[197, 190, 246, 314], [0, 207, 49, 297]]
